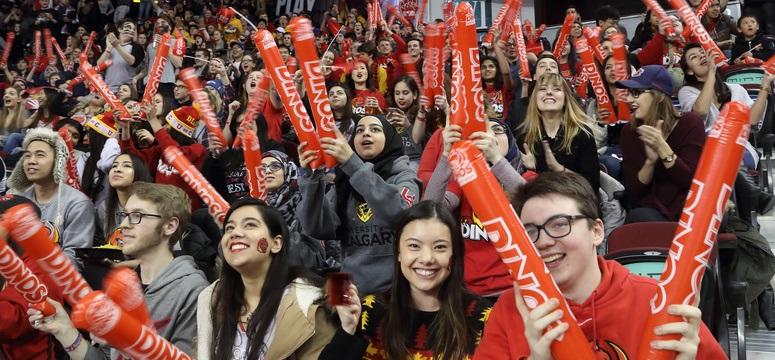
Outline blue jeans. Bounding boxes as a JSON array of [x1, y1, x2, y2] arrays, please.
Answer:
[[600, 145, 622, 180], [3, 132, 25, 154], [139, 0, 153, 22]]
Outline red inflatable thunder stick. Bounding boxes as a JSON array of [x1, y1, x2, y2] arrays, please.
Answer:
[[387, 6, 413, 30], [179, 68, 227, 153], [163, 147, 229, 223], [51, 38, 70, 70], [83, 31, 97, 57], [482, 0, 511, 47], [232, 71, 270, 150], [417, 0, 428, 26], [552, 13, 576, 60], [3, 204, 93, 306], [142, 33, 172, 105], [668, 0, 727, 66], [289, 17, 338, 168], [447, 142, 596, 360], [762, 54, 775, 75], [253, 30, 323, 169], [104, 268, 153, 328], [172, 29, 186, 57], [454, 2, 486, 136], [79, 55, 133, 121], [611, 33, 632, 121], [449, 48, 468, 131], [0, 234, 48, 304], [514, 17, 531, 81], [71, 292, 191, 360], [400, 53, 422, 89], [33, 30, 41, 64], [58, 127, 82, 191], [66, 60, 112, 91], [642, 0, 678, 39], [43, 28, 53, 62], [0, 32, 14, 67], [421, 23, 444, 109], [636, 102, 749, 360], [582, 27, 607, 63], [241, 129, 267, 201], [576, 39, 617, 124]]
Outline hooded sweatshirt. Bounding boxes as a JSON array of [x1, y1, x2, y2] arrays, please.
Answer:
[[473, 257, 726, 359], [84, 255, 208, 359]]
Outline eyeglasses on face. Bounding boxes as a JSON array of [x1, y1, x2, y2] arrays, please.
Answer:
[[524, 214, 591, 243], [261, 162, 283, 173], [629, 89, 652, 99], [117, 211, 162, 225]]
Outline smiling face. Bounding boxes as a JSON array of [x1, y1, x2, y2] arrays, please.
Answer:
[[261, 156, 285, 192], [173, 80, 189, 102], [407, 39, 422, 58], [534, 57, 559, 79], [399, 218, 453, 299], [321, 51, 335, 66], [684, 47, 709, 78], [221, 205, 283, 273], [378, 39, 392, 56], [328, 86, 348, 110], [536, 81, 565, 113], [393, 81, 416, 110], [22, 141, 55, 183], [707, 0, 721, 19], [626, 88, 657, 121], [481, 58, 497, 81], [109, 154, 136, 189], [119, 196, 167, 257], [354, 116, 386, 160], [117, 84, 132, 101]]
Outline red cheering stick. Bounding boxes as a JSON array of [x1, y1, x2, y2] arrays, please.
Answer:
[[611, 33, 632, 121], [497, 0, 524, 45], [1, 32, 14, 68], [103, 268, 153, 328], [290, 17, 338, 168], [400, 54, 422, 89], [421, 23, 444, 109], [388, 6, 413, 30], [51, 38, 70, 70], [71, 292, 191, 360], [681, 0, 714, 39], [43, 28, 53, 62], [163, 146, 230, 223], [447, 141, 596, 360], [325, 18, 342, 35], [253, 30, 323, 169], [373, 0, 384, 27], [0, 234, 48, 304], [449, 47, 468, 131], [642, 0, 678, 39], [30, 300, 56, 317], [582, 27, 606, 63], [142, 33, 172, 106], [179, 67, 227, 153], [743, 56, 764, 65], [3, 204, 93, 306], [240, 130, 267, 200], [577, 39, 616, 123], [79, 54, 133, 121], [57, 128, 82, 191], [552, 13, 576, 60], [763, 54, 775, 74], [482, 0, 513, 47], [514, 17, 531, 81], [668, 0, 727, 66], [66, 60, 111, 91], [367, 3, 376, 31], [454, 2, 486, 136], [172, 29, 186, 57], [232, 71, 270, 149], [636, 102, 750, 360], [286, 57, 298, 74], [33, 30, 42, 65], [83, 31, 96, 57], [417, 0, 428, 26]]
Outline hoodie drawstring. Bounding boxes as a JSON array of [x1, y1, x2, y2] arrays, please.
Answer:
[[591, 290, 599, 351]]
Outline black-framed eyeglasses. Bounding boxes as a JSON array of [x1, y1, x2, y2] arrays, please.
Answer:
[[117, 211, 162, 225], [261, 162, 283, 173], [490, 124, 506, 135], [629, 89, 652, 99], [524, 214, 590, 243]]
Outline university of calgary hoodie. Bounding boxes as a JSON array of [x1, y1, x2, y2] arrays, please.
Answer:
[[473, 257, 726, 360]]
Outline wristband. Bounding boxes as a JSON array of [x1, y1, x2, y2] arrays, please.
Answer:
[[64, 332, 82, 352]]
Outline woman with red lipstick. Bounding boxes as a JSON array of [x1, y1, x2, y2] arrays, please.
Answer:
[[196, 198, 336, 360], [320, 201, 492, 360]]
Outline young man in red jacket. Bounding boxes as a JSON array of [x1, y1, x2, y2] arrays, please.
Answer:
[[474, 172, 726, 360]]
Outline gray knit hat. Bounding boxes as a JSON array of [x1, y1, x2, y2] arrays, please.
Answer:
[[7, 128, 69, 191]]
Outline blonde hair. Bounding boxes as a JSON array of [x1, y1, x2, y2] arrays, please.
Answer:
[[522, 73, 592, 154], [131, 182, 191, 246]]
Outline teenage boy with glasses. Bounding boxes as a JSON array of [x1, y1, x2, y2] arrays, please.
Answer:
[[474, 172, 725, 360]]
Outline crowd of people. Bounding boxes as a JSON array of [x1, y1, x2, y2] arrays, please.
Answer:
[[0, 0, 774, 358]]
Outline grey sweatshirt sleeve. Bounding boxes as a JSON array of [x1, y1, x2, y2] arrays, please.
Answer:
[[339, 155, 420, 220], [83, 345, 110, 360], [420, 154, 460, 210], [491, 158, 526, 198], [297, 170, 341, 240], [60, 197, 96, 262], [169, 281, 206, 355]]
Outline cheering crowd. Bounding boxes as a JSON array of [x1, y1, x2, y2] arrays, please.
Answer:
[[0, 0, 774, 358]]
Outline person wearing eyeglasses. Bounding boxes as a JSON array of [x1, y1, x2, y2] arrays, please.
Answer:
[[617, 65, 706, 223], [27, 182, 208, 359], [474, 171, 725, 359]]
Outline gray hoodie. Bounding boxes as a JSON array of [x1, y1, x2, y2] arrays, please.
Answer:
[[84, 255, 209, 359], [298, 155, 420, 294]]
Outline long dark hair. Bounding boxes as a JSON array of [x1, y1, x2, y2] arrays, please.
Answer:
[[327, 81, 355, 134], [680, 43, 731, 106], [383, 201, 472, 360], [479, 55, 504, 90], [211, 198, 320, 360], [390, 75, 420, 122], [103, 153, 152, 237], [80, 128, 108, 200]]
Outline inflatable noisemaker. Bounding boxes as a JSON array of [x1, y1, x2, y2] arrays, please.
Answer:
[[71, 291, 192, 360], [636, 102, 750, 360], [162, 146, 229, 223], [33, 30, 41, 65], [642, 0, 678, 39], [482, 0, 513, 46], [668, 0, 727, 66], [552, 13, 576, 60], [253, 29, 323, 169], [83, 31, 96, 57], [286, 57, 298, 74], [289, 17, 338, 168], [79, 55, 133, 121], [0, 233, 48, 304], [179, 67, 227, 153], [373, 0, 384, 27], [576, 39, 617, 124], [367, 3, 377, 31], [325, 18, 342, 35], [172, 29, 186, 57], [57, 128, 82, 191], [417, 0, 428, 26], [400, 54, 422, 89], [582, 27, 606, 63], [681, 0, 714, 39], [497, 0, 524, 44], [454, 2, 486, 136], [0, 32, 14, 67], [51, 38, 70, 70], [232, 71, 270, 150], [611, 33, 632, 121], [66, 60, 112, 91], [421, 23, 444, 109], [762, 54, 775, 75], [387, 6, 412, 29], [447, 141, 596, 359], [449, 48, 468, 131], [30, 300, 56, 317], [240, 129, 267, 200], [514, 18, 531, 81], [743, 56, 764, 65], [103, 268, 153, 328], [43, 28, 53, 62], [142, 33, 172, 105], [3, 204, 93, 306]]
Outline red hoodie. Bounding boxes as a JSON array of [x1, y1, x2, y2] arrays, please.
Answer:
[[0, 255, 63, 359], [473, 257, 726, 359]]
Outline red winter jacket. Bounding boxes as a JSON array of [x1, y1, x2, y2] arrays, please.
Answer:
[[473, 257, 726, 359], [0, 255, 63, 359]]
